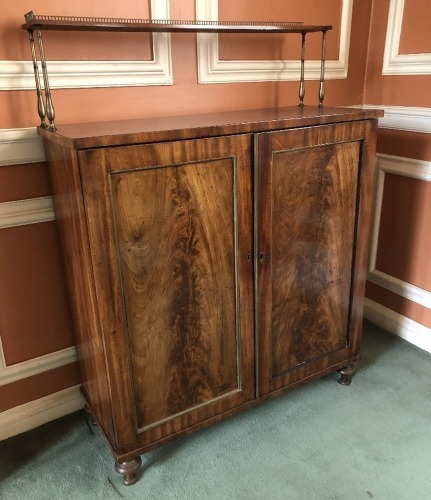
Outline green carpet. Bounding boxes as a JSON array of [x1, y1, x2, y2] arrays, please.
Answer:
[[1, 322, 430, 499]]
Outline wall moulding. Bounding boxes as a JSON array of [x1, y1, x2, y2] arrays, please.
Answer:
[[0, 196, 55, 229], [368, 153, 431, 310], [0, 385, 84, 440], [0, 192, 73, 387], [0, 0, 172, 90], [356, 105, 431, 134], [196, 0, 352, 83], [0, 126, 72, 387], [0, 127, 45, 166], [376, 106, 431, 134], [383, 0, 431, 75], [364, 299, 431, 354], [0, 345, 77, 387]]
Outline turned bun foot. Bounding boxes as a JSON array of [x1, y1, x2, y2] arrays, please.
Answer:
[[337, 364, 355, 386], [115, 456, 142, 486]]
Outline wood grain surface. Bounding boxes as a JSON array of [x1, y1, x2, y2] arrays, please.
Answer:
[[37, 106, 383, 150], [270, 141, 359, 376], [111, 159, 240, 429], [43, 139, 115, 443], [256, 121, 375, 395], [42, 110, 379, 464], [78, 134, 255, 443]]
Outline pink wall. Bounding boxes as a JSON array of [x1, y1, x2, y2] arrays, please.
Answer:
[[363, 0, 431, 329], [364, 0, 431, 107]]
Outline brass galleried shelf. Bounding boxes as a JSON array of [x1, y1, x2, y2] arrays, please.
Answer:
[[22, 11, 332, 131], [22, 12, 332, 33]]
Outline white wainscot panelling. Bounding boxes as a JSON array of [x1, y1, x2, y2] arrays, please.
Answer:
[[0, 196, 55, 229], [0, 0, 172, 90], [364, 299, 431, 354], [356, 105, 431, 134], [368, 154, 431, 311], [0, 192, 76, 387], [383, 0, 431, 75], [196, 0, 353, 83], [378, 106, 431, 134], [0, 127, 45, 166], [0, 386, 84, 440], [0, 128, 80, 436], [0, 127, 53, 232], [0, 345, 77, 387], [0, 127, 77, 389]]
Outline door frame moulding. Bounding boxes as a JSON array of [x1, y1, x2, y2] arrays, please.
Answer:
[[196, 0, 352, 83], [383, 0, 431, 75], [368, 153, 431, 310], [0, 0, 172, 90]]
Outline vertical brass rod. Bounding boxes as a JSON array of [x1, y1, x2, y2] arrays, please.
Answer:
[[318, 30, 327, 108], [299, 32, 306, 107], [27, 30, 47, 128], [36, 29, 56, 131]]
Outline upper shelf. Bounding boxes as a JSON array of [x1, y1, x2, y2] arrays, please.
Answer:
[[22, 11, 333, 132], [22, 12, 332, 34]]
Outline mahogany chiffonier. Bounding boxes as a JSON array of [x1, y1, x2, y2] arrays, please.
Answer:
[[22, 13, 383, 485], [38, 106, 381, 484]]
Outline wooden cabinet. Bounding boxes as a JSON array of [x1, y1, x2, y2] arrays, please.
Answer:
[[40, 106, 381, 485]]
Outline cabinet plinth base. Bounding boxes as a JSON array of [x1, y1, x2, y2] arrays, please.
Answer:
[[115, 456, 142, 486], [337, 365, 355, 386]]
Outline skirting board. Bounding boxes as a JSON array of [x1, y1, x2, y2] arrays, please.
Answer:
[[364, 298, 431, 354], [0, 385, 84, 441]]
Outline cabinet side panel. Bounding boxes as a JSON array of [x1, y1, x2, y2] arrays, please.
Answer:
[[349, 119, 379, 355], [43, 139, 114, 443], [111, 160, 239, 430], [271, 142, 359, 375]]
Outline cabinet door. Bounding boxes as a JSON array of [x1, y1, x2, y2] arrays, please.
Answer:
[[79, 134, 254, 451], [256, 120, 377, 396]]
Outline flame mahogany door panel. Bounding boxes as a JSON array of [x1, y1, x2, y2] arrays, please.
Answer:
[[78, 134, 255, 450], [256, 121, 376, 396]]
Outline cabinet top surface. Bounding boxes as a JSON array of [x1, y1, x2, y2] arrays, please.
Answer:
[[38, 106, 383, 149]]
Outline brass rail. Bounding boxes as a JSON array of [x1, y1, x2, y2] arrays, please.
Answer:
[[22, 11, 332, 130]]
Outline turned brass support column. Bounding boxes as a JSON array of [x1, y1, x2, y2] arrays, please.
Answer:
[[318, 30, 327, 108], [36, 29, 56, 131], [27, 30, 47, 128], [298, 32, 306, 107]]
